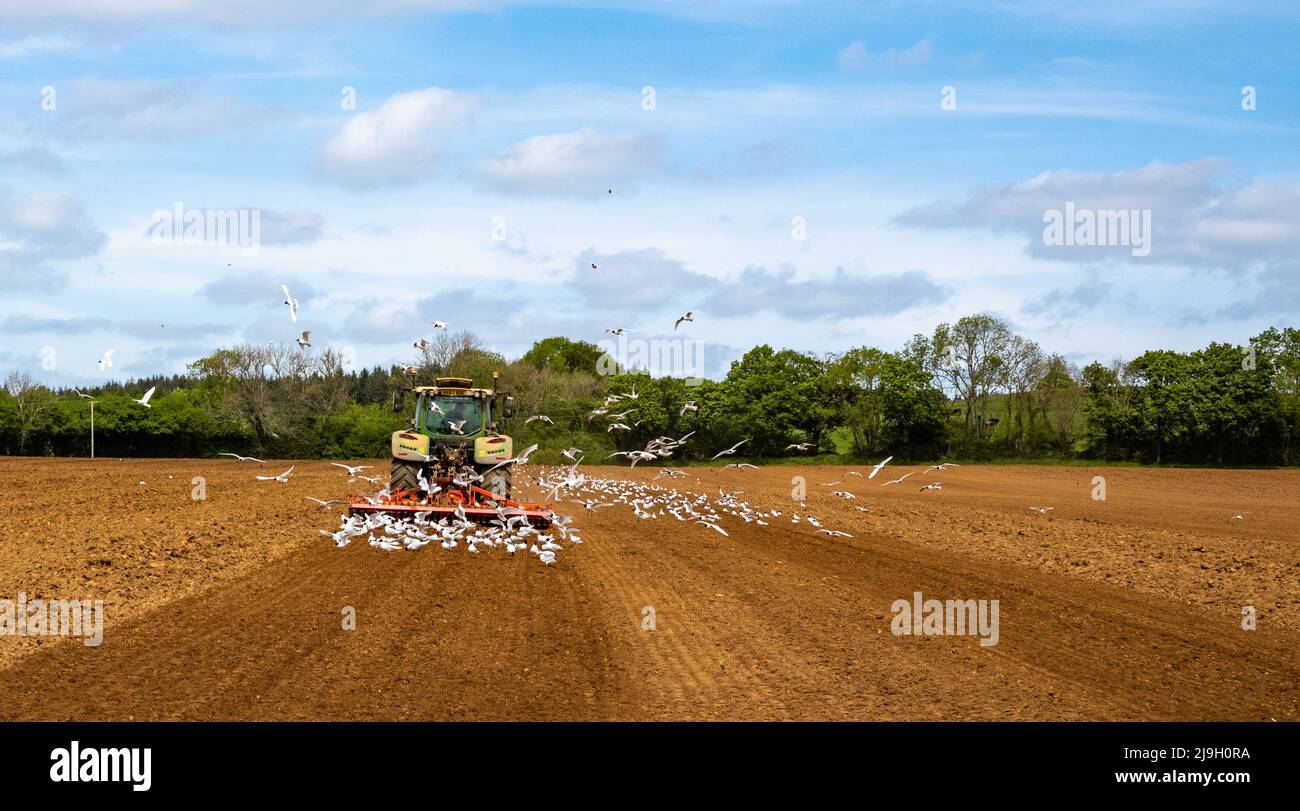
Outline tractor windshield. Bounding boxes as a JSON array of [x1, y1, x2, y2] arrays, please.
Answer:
[[422, 395, 485, 436]]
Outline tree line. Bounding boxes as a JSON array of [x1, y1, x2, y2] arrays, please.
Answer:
[[2, 317, 1297, 467]]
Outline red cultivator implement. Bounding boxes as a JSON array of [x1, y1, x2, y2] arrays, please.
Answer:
[[347, 481, 554, 528]]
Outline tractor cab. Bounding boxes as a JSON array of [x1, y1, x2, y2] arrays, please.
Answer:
[[410, 377, 513, 438]]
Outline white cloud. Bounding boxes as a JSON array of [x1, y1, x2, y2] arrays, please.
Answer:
[[0, 35, 76, 59], [470, 128, 662, 197], [315, 87, 479, 188], [54, 80, 279, 141], [838, 38, 933, 72], [894, 159, 1300, 271]]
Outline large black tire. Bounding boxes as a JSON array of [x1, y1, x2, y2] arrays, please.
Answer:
[[482, 467, 511, 502], [391, 459, 421, 493]]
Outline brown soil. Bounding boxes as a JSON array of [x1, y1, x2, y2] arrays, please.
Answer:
[[0, 457, 1295, 721]]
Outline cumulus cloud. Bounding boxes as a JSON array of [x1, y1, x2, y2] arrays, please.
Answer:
[[1021, 277, 1110, 321], [0, 185, 106, 291], [316, 87, 478, 188], [54, 80, 279, 141], [259, 210, 327, 245], [1215, 264, 1300, 320], [703, 265, 950, 319], [470, 129, 662, 197], [563, 248, 948, 322], [894, 158, 1300, 271], [838, 38, 933, 71]]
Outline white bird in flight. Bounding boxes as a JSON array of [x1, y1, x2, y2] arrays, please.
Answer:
[[679, 401, 698, 416], [218, 452, 265, 463], [711, 438, 750, 460], [880, 472, 914, 487], [97, 350, 114, 372], [133, 386, 156, 408], [430, 321, 447, 329], [525, 415, 554, 425], [332, 463, 371, 476], [256, 466, 295, 483], [868, 456, 893, 479], [1029, 506, 1054, 514], [674, 311, 694, 331], [281, 284, 299, 322], [297, 330, 311, 349]]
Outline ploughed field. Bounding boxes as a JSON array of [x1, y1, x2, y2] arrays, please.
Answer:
[[0, 456, 1296, 721]]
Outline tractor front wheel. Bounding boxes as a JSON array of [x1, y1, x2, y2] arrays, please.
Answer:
[[391, 459, 421, 493], [482, 468, 511, 502]]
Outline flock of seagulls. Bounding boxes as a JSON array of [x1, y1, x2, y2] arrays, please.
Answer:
[[322, 501, 580, 567]]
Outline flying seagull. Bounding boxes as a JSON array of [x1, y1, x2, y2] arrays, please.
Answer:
[[297, 330, 311, 349], [711, 438, 750, 460], [133, 386, 157, 408], [281, 284, 299, 322], [256, 466, 295, 483], [332, 463, 372, 476], [218, 452, 265, 463], [674, 311, 694, 331], [868, 456, 894, 479], [525, 415, 554, 425], [97, 350, 114, 372], [679, 401, 698, 416], [430, 321, 447, 329], [73, 388, 95, 400]]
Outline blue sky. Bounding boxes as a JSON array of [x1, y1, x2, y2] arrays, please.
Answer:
[[1, 0, 1298, 384]]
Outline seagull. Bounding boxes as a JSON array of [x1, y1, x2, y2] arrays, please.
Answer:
[[332, 463, 371, 476], [218, 452, 265, 463], [605, 328, 625, 336], [133, 386, 156, 408], [414, 339, 429, 352], [481, 443, 539, 477], [924, 462, 961, 474], [296, 330, 311, 349], [722, 463, 760, 470], [72, 388, 94, 400], [817, 529, 854, 538], [786, 442, 813, 451], [591, 262, 598, 270], [674, 311, 694, 331], [696, 519, 729, 537], [256, 466, 295, 483], [430, 321, 447, 329], [868, 456, 894, 479], [607, 422, 632, 432], [679, 401, 698, 416], [305, 498, 343, 509], [711, 438, 749, 460], [97, 350, 114, 372], [1029, 506, 1054, 514], [918, 482, 943, 492], [827, 491, 856, 499], [280, 284, 299, 322], [448, 420, 467, 434], [525, 415, 554, 425], [561, 447, 585, 462], [880, 472, 914, 487]]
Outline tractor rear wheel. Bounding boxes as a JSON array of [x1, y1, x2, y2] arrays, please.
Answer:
[[482, 468, 511, 502], [391, 459, 421, 493]]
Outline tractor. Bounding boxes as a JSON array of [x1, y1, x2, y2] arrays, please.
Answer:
[[347, 374, 553, 526]]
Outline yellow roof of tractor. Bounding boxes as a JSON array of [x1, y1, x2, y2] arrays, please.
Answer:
[[413, 376, 494, 396]]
